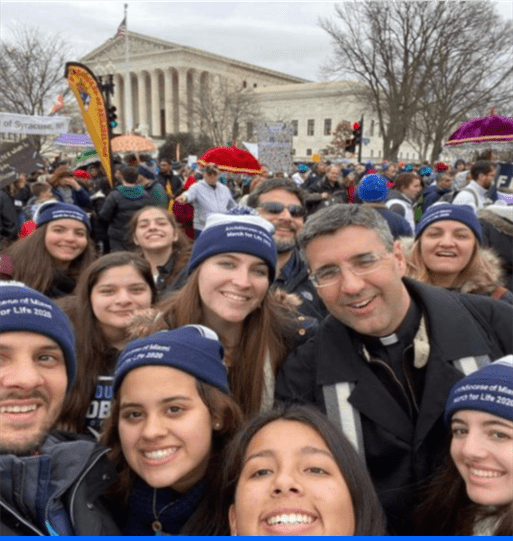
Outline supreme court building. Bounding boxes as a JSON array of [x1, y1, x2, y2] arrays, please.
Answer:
[[81, 31, 421, 162]]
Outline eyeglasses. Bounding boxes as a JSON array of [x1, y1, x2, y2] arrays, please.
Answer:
[[309, 251, 390, 288], [257, 201, 306, 218]]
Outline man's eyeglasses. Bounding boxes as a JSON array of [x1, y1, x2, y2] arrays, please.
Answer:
[[309, 252, 390, 288], [258, 201, 306, 218]]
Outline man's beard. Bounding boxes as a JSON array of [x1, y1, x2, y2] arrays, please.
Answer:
[[0, 391, 64, 456], [275, 238, 297, 253]]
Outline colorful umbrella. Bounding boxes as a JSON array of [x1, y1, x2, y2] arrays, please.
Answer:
[[198, 146, 262, 174], [444, 115, 513, 154], [110, 134, 156, 153], [54, 133, 94, 147]]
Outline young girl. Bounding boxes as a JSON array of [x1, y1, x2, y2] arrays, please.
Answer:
[[218, 404, 387, 536], [58, 252, 156, 435], [136, 212, 310, 416], [129, 206, 191, 293], [416, 356, 513, 535], [406, 203, 513, 303], [102, 325, 243, 535], [3, 201, 96, 298]]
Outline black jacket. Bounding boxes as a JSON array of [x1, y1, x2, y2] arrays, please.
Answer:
[[99, 185, 150, 244], [275, 278, 513, 534], [274, 248, 327, 320], [0, 189, 18, 242], [0, 431, 120, 536]]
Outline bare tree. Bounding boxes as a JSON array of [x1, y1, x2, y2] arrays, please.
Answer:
[[0, 25, 71, 116], [319, 1, 513, 162], [186, 77, 262, 146]]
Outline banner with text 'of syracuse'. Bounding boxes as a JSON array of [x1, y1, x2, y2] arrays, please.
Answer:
[[65, 62, 112, 185]]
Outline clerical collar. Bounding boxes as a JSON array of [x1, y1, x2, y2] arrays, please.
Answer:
[[360, 298, 422, 350]]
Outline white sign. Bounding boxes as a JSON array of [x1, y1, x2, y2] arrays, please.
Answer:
[[0, 112, 70, 135]]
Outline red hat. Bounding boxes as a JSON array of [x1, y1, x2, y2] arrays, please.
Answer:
[[435, 162, 449, 172], [73, 169, 91, 179], [19, 220, 37, 239]]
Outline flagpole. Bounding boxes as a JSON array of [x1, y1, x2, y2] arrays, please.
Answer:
[[124, 3, 133, 133]]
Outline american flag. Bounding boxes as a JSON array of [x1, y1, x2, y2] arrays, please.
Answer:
[[114, 15, 126, 39]]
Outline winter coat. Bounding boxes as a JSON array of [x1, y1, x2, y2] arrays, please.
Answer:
[[479, 205, 513, 292], [386, 189, 416, 231], [144, 179, 169, 209], [401, 236, 513, 304], [275, 278, 513, 535], [52, 185, 90, 209], [99, 185, 151, 249], [44, 269, 78, 299], [305, 177, 347, 214], [0, 431, 120, 536], [0, 189, 19, 243], [421, 184, 452, 212], [273, 248, 327, 320]]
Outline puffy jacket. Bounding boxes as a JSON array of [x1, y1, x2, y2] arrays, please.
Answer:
[[0, 431, 120, 536], [275, 278, 513, 535], [99, 185, 151, 244]]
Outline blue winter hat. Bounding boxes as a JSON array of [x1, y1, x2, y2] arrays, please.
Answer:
[[0, 281, 76, 391], [298, 164, 309, 173], [444, 356, 513, 425], [137, 165, 155, 180], [357, 174, 389, 202], [35, 201, 91, 231], [415, 203, 482, 242], [187, 213, 277, 282], [113, 325, 229, 395]]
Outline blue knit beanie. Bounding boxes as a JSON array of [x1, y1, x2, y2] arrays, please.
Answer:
[[298, 164, 309, 173], [35, 201, 91, 231], [187, 213, 277, 282], [137, 165, 155, 180], [113, 325, 229, 395], [444, 356, 513, 425], [0, 281, 76, 391], [415, 203, 482, 242], [357, 174, 389, 202]]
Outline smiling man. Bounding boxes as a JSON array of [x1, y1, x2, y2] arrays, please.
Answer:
[[275, 204, 513, 535], [247, 179, 326, 320], [0, 282, 119, 536]]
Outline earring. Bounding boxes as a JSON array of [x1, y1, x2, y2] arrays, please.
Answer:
[[214, 422, 222, 430]]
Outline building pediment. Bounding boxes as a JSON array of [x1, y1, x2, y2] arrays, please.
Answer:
[[80, 31, 180, 63]]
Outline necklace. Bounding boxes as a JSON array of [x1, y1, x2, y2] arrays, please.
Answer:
[[151, 488, 176, 535]]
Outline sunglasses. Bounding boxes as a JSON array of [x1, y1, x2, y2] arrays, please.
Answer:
[[258, 201, 306, 218]]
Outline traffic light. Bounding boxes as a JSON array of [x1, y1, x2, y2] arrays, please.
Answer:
[[352, 122, 362, 146], [108, 106, 118, 128], [345, 138, 356, 154]]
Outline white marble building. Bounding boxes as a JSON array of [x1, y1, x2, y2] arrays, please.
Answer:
[[81, 31, 421, 163]]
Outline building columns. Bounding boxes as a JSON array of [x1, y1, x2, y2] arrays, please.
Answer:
[[150, 70, 161, 137], [177, 67, 188, 133], [164, 69, 173, 137], [137, 72, 148, 133]]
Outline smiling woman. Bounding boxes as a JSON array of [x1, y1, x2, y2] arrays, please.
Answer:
[[101, 326, 243, 535], [3, 201, 96, 298], [416, 356, 513, 535], [405, 203, 513, 304], [216, 404, 386, 536], [58, 252, 156, 435], [140, 212, 312, 416]]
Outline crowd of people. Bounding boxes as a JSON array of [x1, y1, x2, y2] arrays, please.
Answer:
[[0, 150, 512, 536]]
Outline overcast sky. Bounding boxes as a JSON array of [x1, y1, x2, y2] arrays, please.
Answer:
[[1, 1, 512, 82]]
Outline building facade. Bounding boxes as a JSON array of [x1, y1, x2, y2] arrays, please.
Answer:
[[81, 31, 421, 163]]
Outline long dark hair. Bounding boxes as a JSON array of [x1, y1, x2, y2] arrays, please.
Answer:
[[214, 404, 387, 536], [154, 267, 298, 416], [416, 446, 512, 535], [58, 252, 157, 433], [102, 378, 243, 535], [3, 222, 96, 296], [128, 206, 192, 288]]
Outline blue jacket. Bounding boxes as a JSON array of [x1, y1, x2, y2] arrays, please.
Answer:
[[0, 432, 120, 536]]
